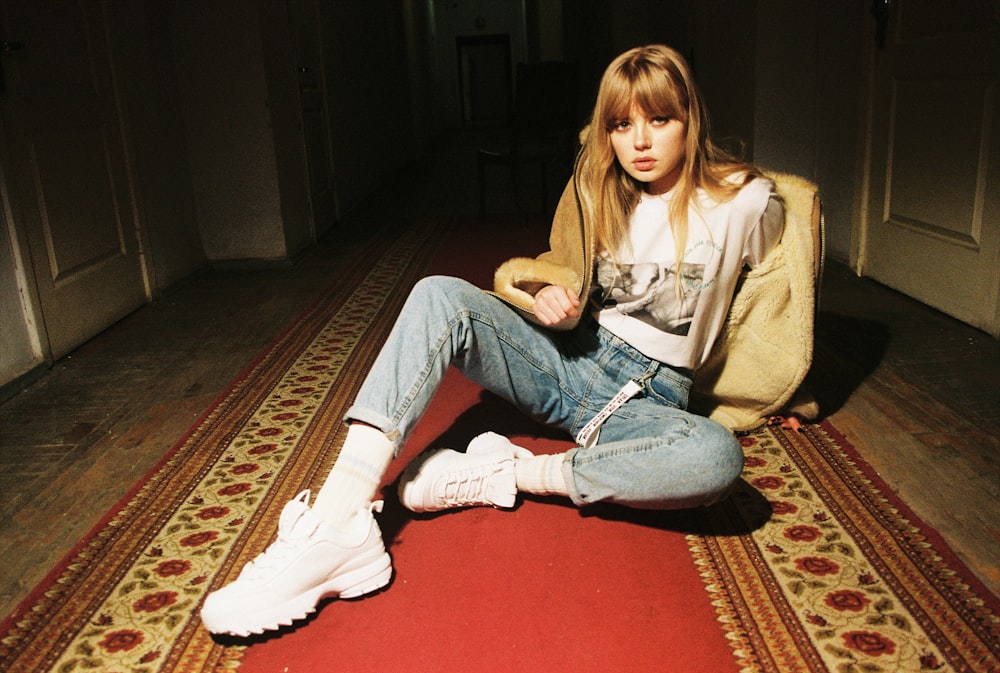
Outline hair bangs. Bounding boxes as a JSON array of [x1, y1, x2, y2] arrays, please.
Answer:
[[598, 76, 636, 131], [630, 69, 688, 123], [600, 59, 688, 130]]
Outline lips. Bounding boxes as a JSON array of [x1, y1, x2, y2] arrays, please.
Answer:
[[633, 158, 656, 171]]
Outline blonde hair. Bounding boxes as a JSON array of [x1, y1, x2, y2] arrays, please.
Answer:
[[578, 44, 761, 268]]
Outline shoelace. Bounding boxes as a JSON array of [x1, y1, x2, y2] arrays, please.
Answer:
[[439, 465, 502, 506], [241, 502, 317, 580], [238, 497, 382, 580]]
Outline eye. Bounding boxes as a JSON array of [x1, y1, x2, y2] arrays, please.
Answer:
[[651, 116, 671, 126], [612, 119, 631, 132]]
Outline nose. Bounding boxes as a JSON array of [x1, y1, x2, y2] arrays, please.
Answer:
[[632, 120, 651, 150]]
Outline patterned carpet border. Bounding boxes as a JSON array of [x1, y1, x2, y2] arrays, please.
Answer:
[[0, 219, 448, 673], [689, 421, 1000, 672], [2, 215, 998, 672]]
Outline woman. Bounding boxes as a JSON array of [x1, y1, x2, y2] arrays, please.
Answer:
[[201, 44, 785, 637]]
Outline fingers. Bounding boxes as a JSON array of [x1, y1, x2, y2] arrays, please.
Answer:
[[532, 285, 581, 326]]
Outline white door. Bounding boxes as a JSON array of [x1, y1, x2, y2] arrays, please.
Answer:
[[861, 0, 1000, 336], [0, 0, 148, 358]]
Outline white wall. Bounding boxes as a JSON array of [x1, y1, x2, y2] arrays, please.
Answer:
[[753, 1, 819, 178], [112, 0, 205, 291], [754, 0, 867, 263], [168, 2, 291, 261], [318, 1, 431, 216], [164, 0, 311, 263]]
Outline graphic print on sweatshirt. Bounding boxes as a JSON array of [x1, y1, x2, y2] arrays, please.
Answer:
[[595, 240, 717, 337]]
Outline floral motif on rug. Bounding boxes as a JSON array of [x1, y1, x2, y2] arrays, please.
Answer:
[[689, 422, 1000, 672], [2, 218, 998, 672], [0, 221, 446, 673]]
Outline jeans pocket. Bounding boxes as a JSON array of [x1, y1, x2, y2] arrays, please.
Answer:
[[646, 366, 692, 410]]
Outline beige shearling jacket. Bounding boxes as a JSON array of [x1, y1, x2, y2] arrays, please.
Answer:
[[492, 163, 822, 433]]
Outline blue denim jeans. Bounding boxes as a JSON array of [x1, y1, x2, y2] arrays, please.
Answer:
[[346, 276, 743, 510]]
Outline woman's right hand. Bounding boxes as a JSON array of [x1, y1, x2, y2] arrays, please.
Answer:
[[533, 285, 581, 327]]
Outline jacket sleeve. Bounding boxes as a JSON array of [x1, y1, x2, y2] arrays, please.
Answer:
[[689, 171, 822, 432], [491, 178, 586, 329]]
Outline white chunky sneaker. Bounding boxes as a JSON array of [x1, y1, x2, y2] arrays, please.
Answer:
[[200, 490, 392, 637], [398, 431, 533, 513]]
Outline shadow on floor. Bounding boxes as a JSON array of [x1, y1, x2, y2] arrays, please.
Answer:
[[806, 312, 891, 419]]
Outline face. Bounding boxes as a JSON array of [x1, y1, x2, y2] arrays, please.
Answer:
[[609, 106, 686, 195]]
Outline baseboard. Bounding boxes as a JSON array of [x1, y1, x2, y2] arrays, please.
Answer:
[[209, 256, 298, 272], [0, 363, 48, 405]]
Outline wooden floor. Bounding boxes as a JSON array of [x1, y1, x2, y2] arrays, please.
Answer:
[[1, 131, 998, 620]]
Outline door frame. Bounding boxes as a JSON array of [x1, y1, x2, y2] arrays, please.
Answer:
[[0, 112, 46, 363]]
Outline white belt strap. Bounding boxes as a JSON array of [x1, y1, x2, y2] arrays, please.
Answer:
[[575, 378, 643, 449]]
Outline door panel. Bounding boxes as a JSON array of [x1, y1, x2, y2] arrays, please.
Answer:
[[32, 125, 127, 281], [862, 0, 1000, 335], [1, 0, 147, 357]]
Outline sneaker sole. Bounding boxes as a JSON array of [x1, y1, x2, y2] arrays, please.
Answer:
[[202, 551, 393, 637]]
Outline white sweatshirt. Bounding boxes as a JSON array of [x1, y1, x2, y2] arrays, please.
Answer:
[[594, 176, 783, 370]]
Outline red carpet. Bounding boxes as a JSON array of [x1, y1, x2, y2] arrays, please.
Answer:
[[2, 216, 997, 673], [237, 369, 740, 673], [236, 217, 739, 672]]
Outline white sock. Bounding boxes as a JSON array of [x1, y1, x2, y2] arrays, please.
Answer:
[[312, 424, 395, 531], [515, 452, 569, 497]]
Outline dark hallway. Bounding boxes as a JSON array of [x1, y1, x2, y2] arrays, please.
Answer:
[[1, 128, 997, 619]]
